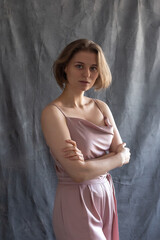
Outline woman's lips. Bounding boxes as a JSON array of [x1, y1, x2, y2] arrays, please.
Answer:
[[79, 81, 90, 84]]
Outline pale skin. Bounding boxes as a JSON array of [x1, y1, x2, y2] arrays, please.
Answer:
[[41, 50, 131, 182]]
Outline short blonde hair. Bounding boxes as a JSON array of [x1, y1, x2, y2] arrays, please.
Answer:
[[53, 39, 112, 90]]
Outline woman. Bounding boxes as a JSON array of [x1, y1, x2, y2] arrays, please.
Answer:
[[41, 39, 130, 240]]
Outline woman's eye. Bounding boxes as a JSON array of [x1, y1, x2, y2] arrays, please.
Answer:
[[90, 66, 98, 72], [75, 64, 83, 69]]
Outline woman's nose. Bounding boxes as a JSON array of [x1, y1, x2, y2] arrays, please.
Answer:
[[83, 67, 91, 78]]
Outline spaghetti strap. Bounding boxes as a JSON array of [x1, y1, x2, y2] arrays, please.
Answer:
[[93, 99, 111, 126], [93, 99, 104, 116], [51, 103, 66, 117]]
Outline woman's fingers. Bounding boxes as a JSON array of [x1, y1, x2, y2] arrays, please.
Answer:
[[64, 150, 83, 158], [63, 146, 81, 153], [67, 153, 84, 160], [65, 139, 77, 147], [65, 152, 84, 161], [116, 142, 126, 153], [62, 140, 84, 161], [118, 146, 131, 166], [122, 147, 131, 165], [64, 151, 81, 157]]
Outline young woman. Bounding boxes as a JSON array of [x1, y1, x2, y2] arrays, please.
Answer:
[[41, 39, 130, 240]]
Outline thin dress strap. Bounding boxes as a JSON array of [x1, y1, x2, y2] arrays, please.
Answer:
[[93, 99, 104, 116], [51, 103, 66, 117], [93, 99, 111, 126]]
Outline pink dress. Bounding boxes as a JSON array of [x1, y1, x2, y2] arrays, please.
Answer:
[[50, 102, 119, 240]]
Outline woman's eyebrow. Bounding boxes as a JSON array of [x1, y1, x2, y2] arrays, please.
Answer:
[[74, 61, 84, 64], [74, 61, 97, 66]]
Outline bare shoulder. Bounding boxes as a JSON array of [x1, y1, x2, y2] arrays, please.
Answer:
[[41, 102, 71, 155], [41, 102, 68, 141], [41, 102, 64, 123], [95, 99, 111, 115], [95, 98, 117, 127]]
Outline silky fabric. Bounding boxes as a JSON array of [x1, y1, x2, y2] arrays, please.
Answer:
[[50, 101, 119, 240]]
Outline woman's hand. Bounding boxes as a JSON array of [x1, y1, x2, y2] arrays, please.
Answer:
[[116, 143, 131, 166], [63, 139, 85, 162], [116, 142, 127, 153]]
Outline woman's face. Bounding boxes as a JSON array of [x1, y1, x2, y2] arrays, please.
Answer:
[[64, 51, 99, 91]]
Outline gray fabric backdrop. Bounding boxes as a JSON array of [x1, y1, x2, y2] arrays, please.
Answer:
[[0, 0, 160, 239]]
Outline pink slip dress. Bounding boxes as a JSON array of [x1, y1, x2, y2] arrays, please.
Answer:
[[50, 101, 119, 240]]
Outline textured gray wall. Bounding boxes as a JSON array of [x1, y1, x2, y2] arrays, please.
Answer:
[[0, 0, 160, 239]]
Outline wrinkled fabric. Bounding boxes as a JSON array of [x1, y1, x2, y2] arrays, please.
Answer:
[[50, 103, 119, 240], [1, 1, 160, 240]]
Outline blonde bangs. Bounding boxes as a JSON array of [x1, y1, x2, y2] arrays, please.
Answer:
[[93, 51, 112, 90]]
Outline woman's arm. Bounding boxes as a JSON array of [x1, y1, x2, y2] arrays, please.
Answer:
[[81, 148, 129, 181], [63, 139, 130, 181], [41, 105, 130, 183]]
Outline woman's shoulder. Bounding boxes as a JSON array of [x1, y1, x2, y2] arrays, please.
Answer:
[[42, 97, 63, 111], [94, 99, 115, 125], [94, 98, 110, 112], [41, 99, 64, 121]]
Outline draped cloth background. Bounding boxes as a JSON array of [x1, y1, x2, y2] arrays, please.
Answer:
[[0, 0, 160, 239]]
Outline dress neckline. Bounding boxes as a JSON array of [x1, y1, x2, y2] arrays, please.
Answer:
[[51, 100, 113, 129], [66, 115, 112, 130]]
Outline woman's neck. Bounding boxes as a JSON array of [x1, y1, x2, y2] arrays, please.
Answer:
[[58, 86, 87, 108]]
